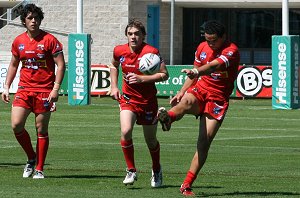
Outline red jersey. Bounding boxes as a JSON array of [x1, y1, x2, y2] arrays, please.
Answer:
[[194, 41, 240, 99], [113, 42, 163, 104], [11, 30, 63, 92]]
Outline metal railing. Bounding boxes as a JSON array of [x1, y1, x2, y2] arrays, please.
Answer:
[[0, 1, 25, 26], [0, 1, 72, 36]]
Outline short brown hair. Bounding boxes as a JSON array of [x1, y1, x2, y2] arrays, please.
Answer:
[[125, 18, 146, 37]]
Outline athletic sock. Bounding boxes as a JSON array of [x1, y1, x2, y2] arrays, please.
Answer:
[[168, 111, 177, 122], [120, 139, 136, 172], [149, 141, 160, 172], [183, 170, 197, 186], [35, 132, 49, 171], [14, 129, 36, 160]]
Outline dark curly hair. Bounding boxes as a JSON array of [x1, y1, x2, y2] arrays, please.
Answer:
[[20, 4, 44, 27], [204, 20, 226, 38]]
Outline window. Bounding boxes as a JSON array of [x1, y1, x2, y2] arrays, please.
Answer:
[[182, 8, 300, 65]]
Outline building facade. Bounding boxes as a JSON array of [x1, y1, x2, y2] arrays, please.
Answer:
[[0, 0, 300, 66]]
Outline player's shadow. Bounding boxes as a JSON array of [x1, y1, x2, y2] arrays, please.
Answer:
[[159, 185, 299, 197], [0, 162, 25, 167], [198, 191, 300, 197], [48, 174, 123, 179], [161, 184, 222, 190], [0, 162, 50, 167]]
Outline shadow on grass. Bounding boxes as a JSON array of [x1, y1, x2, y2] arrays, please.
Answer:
[[162, 184, 222, 190], [198, 191, 300, 197], [0, 163, 50, 167], [161, 185, 299, 197], [0, 163, 25, 167], [48, 175, 123, 179]]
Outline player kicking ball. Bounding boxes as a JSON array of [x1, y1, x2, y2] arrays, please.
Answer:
[[158, 20, 240, 196]]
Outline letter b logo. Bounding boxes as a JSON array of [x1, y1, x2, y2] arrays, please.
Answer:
[[91, 65, 111, 95]]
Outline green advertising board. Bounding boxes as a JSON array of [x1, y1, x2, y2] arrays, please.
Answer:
[[272, 35, 299, 109], [68, 34, 91, 105], [155, 65, 193, 96], [117, 65, 193, 97], [58, 64, 68, 95]]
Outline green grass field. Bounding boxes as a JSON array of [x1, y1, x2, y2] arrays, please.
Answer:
[[0, 96, 299, 197]]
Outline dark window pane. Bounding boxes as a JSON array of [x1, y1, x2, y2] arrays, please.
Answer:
[[182, 8, 300, 65]]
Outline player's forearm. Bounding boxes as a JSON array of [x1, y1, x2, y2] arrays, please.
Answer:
[[4, 66, 18, 89], [180, 78, 196, 93], [109, 68, 119, 89]]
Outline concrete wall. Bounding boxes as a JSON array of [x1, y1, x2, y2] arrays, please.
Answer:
[[129, 0, 183, 64], [0, 0, 181, 65]]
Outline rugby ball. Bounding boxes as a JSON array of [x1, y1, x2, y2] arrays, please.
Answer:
[[139, 53, 161, 75]]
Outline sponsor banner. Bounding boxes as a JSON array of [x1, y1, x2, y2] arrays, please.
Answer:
[[1, 63, 276, 99], [63, 65, 274, 98], [59, 64, 68, 95], [155, 65, 193, 96], [68, 34, 91, 105], [236, 65, 272, 98], [91, 65, 111, 95], [272, 35, 299, 109], [0, 62, 20, 93]]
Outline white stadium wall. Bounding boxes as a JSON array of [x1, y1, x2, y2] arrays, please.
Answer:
[[0, 0, 182, 65]]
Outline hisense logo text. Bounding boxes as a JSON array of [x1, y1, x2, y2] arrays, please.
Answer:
[[276, 43, 287, 104], [293, 43, 299, 104], [73, 40, 84, 100]]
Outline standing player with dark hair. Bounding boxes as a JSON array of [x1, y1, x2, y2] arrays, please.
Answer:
[[158, 20, 240, 196], [110, 18, 169, 187], [1, 3, 65, 179]]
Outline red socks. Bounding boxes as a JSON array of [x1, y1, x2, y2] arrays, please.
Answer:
[[120, 139, 136, 171], [168, 111, 177, 122], [35, 133, 49, 171], [149, 142, 161, 172], [14, 129, 36, 160], [15, 130, 49, 171], [183, 170, 197, 186]]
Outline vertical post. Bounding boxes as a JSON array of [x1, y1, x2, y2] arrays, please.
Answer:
[[7, 8, 12, 25], [68, 34, 91, 105], [272, 35, 299, 109], [77, 0, 83, 33], [170, 0, 174, 65], [282, 0, 289, 35]]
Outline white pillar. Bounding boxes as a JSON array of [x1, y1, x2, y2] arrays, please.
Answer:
[[282, 0, 289, 35], [170, 0, 174, 65], [77, 0, 83, 33], [7, 8, 12, 25]]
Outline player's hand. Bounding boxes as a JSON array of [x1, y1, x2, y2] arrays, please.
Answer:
[[110, 87, 121, 100], [170, 91, 184, 107], [1, 88, 10, 103], [127, 73, 144, 84], [181, 68, 199, 79], [47, 89, 59, 103]]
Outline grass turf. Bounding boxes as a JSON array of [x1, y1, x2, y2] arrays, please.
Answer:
[[0, 96, 299, 197]]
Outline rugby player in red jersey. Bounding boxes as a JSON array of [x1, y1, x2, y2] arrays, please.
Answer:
[[158, 20, 240, 196], [110, 18, 169, 187], [1, 4, 65, 179]]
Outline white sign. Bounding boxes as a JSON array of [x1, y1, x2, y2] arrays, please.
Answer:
[[0, 62, 21, 93]]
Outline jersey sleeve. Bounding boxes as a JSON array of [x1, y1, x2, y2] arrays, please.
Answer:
[[193, 42, 205, 67], [11, 38, 20, 57], [216, 45, 240, 68], [113, 46, 120, 62], [47, 35, 63, 55]]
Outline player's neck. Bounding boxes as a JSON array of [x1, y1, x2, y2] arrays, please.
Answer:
[[26, 29, 42, 40], [129, 44, 143, 53]]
